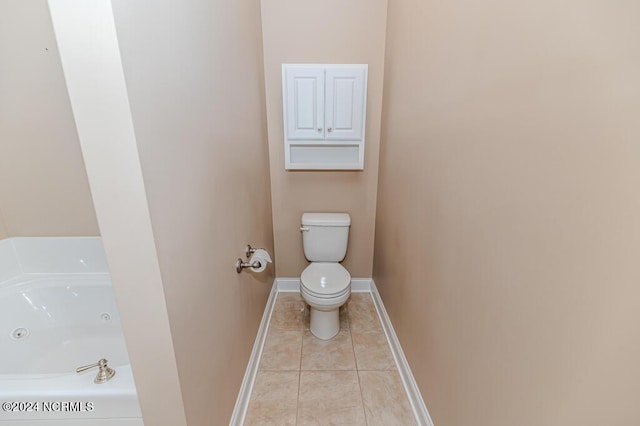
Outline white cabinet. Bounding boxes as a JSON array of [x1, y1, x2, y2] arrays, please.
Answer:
[[282, 64, 367, 170]]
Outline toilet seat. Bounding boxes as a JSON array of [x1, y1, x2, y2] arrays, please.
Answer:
[[302, 284, 350, 301], [301, 263, 351, 298]]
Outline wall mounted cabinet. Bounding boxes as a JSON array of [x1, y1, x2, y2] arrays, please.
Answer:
[[282, 64, 368, 170]]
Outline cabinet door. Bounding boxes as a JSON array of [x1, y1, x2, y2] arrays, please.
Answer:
[[283, 66, 325, 140], [324, 66, 366, 141]]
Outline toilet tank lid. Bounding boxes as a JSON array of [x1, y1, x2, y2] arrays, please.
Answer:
[[302, 213, 351, 226]]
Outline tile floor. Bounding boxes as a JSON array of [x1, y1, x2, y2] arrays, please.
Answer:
[[245, 292, 416, 425]]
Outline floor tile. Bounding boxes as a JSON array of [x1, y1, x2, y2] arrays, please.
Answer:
[[270, 293, 306, 330], [347, 293, 371, 305], [359, 370, 416, 426], [246, 291, 416, 425], [301, 329, 356, 370], [347, 293, 382, 332], [259, 329, 302, 371], [298, 371, 366, 425], [351, 329, 396, 370], [244, 371, 299, 426], [278, 292, 304, 302]]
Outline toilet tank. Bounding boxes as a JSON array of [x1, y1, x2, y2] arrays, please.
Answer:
[[301, 213, 351, 262]]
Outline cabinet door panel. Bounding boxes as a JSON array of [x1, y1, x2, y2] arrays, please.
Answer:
[[325, 66, 366, 140], [284, 67, 324, 140]]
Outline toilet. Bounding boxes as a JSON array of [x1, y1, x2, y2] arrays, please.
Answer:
[[300, 212, 351, 340]]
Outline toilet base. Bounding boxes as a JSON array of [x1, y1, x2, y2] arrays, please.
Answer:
[[301, 285, 350, 340], [309, 308, 340, 340]]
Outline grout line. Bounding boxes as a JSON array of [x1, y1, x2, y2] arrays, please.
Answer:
[[358, 367, 401, 371], [295, 298, 304, 425], [295, 370, 301, 426], [349, 312, 361, 371], [350, 298, 370, 425], [298, 368, 358, 371], [294, 369, 355, 372]]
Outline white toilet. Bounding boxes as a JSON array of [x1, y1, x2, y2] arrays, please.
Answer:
[[300, 212, 351, 340]]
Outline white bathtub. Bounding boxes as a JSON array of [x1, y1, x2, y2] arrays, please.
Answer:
[[0, 238, 143, 425]]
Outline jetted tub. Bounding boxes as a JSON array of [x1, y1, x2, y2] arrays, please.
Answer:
[[0, 238, 142, 425]]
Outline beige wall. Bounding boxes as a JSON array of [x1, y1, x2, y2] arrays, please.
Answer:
[[374, 1, 640, 425], [111, 1, 274, 424], [0, 1, 99, 238], [260, 0, 387, 277]]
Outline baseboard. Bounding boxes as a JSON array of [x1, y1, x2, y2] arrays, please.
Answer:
[[276, 277, 372, 293], [370, 280, 434, 426], [275, 277, 301, 292], [229, 279, 278, 426]]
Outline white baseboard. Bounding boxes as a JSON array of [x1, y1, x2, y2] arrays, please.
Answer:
[[276, 277, 372, 293], [275, 277, 301, 292], [229, 280, 278, 426], [370, 280, 434, 426]]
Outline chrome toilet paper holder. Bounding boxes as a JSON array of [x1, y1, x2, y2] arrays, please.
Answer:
[[245, 244, 263, 258], [237, 244, 268, 273], [236, 258, 263, 273]]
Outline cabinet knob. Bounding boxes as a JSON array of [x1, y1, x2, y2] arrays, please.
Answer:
[[327, 128, 333, 132], [317, 128, 322, 132]]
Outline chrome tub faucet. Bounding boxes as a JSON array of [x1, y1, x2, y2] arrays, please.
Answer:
[[76, 358, 116, 384]]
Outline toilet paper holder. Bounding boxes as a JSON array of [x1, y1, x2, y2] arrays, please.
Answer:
[[237, 244, 271, 273], [236, 258, 263, 273], [245, 244, 263, 259]]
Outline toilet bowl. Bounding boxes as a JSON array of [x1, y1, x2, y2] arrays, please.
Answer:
[[299, 212, 351, 340], [301, 262, 351, 339]]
